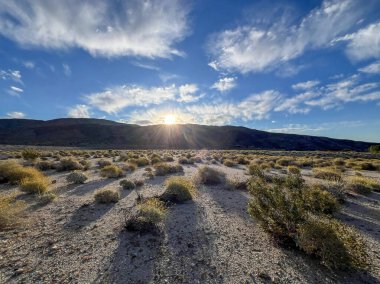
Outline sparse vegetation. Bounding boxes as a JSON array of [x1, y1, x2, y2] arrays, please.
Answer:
[[20, 175, 50, 194], [313, 167, 342, 182], [196, 166, 226, 185], [154, 162, 183, 176], [66, 171, 88, 184], [22, 148, 40, 160], [0, 195, 26, 230], [57, 158, 83, 171], [345, 176, 380, 194], [120, 179, 135, 190], [94, 189, 120, 203], [161, 177, 197, 202], [100, 165, 123, 178]]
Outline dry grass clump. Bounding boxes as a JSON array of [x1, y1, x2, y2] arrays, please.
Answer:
[[161, 177, 197, 202], [313, 167, 342, 182], [276, 157, 292, 167], [120, 179, 135, 190], [247, 174, 366, 270], [21, 148, 40, 160], [94, 189, 120, 203], [126, 198, 167, 232], [136, 157, 150, 167], [223, 159, 235, 167], [66, 171, 88, 184], [287, 165, 300, 175], [0, 195, 26, 230], [0, 160, 41, 184], [356, 162, 377, 171], [345, 176, 380, 194], [100, 165, 124, 178], [57, 158, 83, 171], [20, 174, 50, 194], [196, 166, 226, 185], [123, 162, 137, 172], [178, 157, 194, 164], [225, 178, 248, 191], [154, 162, 183, 176], [97, 159, 112, 168]]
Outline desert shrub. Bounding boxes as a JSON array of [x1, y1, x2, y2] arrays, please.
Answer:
[[134, 179, 144, 187], [297, 216, 368, 270], [223, 159, 235, 167], [161, 177, 196, 202], [35, 160, 54, 171], [225, 178, 247, 191], [313, 167, 342, 182], [126, 198, 167, 232], [150, 157, 162, 164], [20, 175, 50, 194], [79, 160, 91, 170], [196, 166, 226, 185], [284, 173, 305, 189], [236, 156, 249, 165], [0, 195, 26, 230], [97, 159, 112, 168], [302, 185, 339, 214], [248, 164, 264, 178], [120, 179, 135, 190], [22, 148, 40, 160], [276, 158, 292, 167], [39, 192, 57, 204], [357, 162, 377, 171], [66, 171, 88, 184], [178, 157, 194, 164], [100, 165, 123, 178], [345, 176, 380, 194], [136, 157, 150, 167], [333, 158, 345, 166], [369, 145, 380, 154], [0, 161, 46, 185], [287, 165, 300, 175], [57, 158, 83, 171], [163, 155, 174, 162], [154, 162, 183, 176], [94, 189, 120, 203], [123, 162, 137, 172]]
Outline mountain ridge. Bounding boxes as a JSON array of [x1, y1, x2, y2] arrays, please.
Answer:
[[0, 118, 374, 151]]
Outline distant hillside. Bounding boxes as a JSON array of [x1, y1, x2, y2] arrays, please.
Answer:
[[0, 118, 374, 151]]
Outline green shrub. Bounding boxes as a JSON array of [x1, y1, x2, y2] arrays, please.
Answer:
[[21, 148, 40, 160], [66, 171, 88, 184], [196, 166, 226, 185], [0, 195, 26, 230], [248, 164, 264, 178], [369, 145, 380, 154], [154, 162, 183, 176], [302, 185, 339, 214], [126, 198, 167, 232], [94, 189, 120, 203], [57, 158, 83, 171], [313, 167, 342, 182], [161, 177, 196, 202], [100, 165, 123, 178], [297, 216, 368, 270], [120, 179, 135, 190]]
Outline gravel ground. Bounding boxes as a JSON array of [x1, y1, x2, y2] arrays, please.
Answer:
[[0, 161, 379, 283]]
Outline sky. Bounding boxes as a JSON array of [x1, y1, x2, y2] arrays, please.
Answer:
[[1, 0, 380, 142]]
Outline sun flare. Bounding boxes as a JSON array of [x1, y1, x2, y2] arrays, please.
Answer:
[[164, 114, 176, 125]]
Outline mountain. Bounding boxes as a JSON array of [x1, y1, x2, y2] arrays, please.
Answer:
[[0, 118, 374, 151]]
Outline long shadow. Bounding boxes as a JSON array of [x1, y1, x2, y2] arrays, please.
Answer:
[[152, 200, 220, 283], [96, 228, 164, 284], [206, 185, 251, 221], [64, 202, 113, 231]]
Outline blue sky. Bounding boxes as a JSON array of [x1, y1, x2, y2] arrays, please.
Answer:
[[1, 0, 380, 142]]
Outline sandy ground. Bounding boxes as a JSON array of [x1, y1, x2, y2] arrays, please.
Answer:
[[0, 160, 379, 284]]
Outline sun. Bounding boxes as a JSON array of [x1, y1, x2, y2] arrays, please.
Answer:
[[164, 114, 176, 125]]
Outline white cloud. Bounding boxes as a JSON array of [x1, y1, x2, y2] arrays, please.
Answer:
[[0, 69, 22, 83], [63, 64, 71, 76], [127, 108, 195, 125], [343, 22, 380, 61], [359, 60, 380, 74], [86, 83, 202, 113], [68, 105, 91, 118], [292, 80, 320, 90], [10, 86, 23, 93], [6, 111, 25, 118], [178, 84, 202, 103], [0, 0, 190, 58], [211, 77, 237, 92], [208, 0, 369, 74], [131, 62, 160, 71], [23, 61, 35, 69]]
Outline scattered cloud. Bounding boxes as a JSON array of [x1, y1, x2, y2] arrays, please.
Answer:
[[0, 0, 190, 58], [62, 64, 71, 76], [208, 0, 370, 74], [86, 83, 203, 113], [211, 77, 237, 92], [131, 61, 160, 71], [359, 60, 380, 74], [23, 61, 35, 69], [8, 85, 24, 97], [0, 69, 22, 83], [5, 111, 25, 118], [342, 22, 380, 61], [292, 80, 320, 90], [68, 105, 91, 118]]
